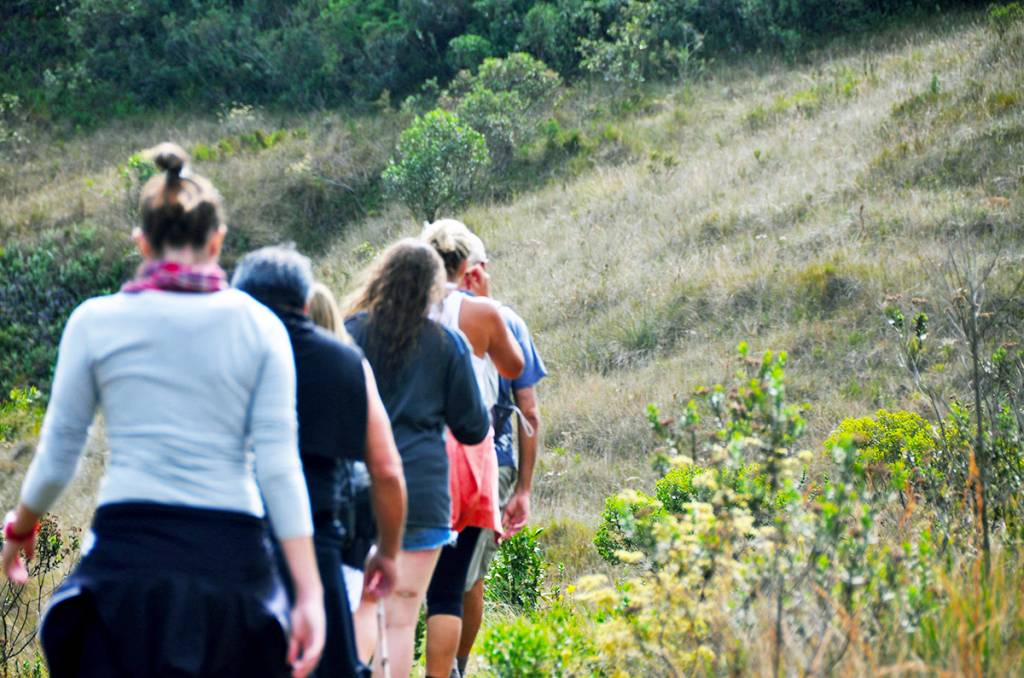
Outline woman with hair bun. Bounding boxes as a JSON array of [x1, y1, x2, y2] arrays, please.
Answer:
[[420, 218, 523, 678], [1, 143, 325, 677]]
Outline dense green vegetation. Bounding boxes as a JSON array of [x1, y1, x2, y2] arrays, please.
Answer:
[[0, 229, 133, 402], [2, 0, 984, 126]]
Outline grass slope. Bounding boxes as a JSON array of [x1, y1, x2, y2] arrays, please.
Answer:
[[2, 8, 1022, 546]]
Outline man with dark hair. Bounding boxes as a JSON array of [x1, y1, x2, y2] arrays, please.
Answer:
[[453, 233, 546, 677], [233, 245, 406, 678]]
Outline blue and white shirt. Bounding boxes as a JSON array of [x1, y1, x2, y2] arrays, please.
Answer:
[[492, 305, 547, 468]]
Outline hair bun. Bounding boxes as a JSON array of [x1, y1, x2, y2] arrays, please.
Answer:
[[422, 218, 469, 254], [147, 142, 189, 179]]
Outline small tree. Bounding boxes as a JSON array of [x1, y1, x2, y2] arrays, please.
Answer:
[[382, 109, 489, 221], [442, 53, 561, 172]]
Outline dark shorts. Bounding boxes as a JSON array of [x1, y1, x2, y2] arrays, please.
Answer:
[[41, 502, 291, 678]]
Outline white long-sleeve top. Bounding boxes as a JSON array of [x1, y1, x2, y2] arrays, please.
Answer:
[[19, 289, 313, 540]]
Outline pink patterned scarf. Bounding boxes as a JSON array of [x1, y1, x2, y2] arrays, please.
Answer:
[[122, 261, 228, 294]]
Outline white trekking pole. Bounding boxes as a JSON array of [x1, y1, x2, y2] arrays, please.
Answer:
[[377, 600, 392, 678]]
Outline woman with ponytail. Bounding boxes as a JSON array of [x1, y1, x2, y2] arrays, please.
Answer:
[[1, 144, 325, 677]]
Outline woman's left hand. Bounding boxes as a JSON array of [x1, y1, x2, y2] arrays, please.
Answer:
[[2, 509, 38, 585]]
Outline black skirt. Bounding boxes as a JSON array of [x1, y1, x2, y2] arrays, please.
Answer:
[[41, 502, 291, 678]]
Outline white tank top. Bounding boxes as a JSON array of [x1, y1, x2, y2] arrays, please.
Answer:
[[434, 286, 500, 410]]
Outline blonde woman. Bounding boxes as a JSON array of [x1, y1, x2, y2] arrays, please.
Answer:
[[306, 281, 380, 653], [308, 282, 351, 342]]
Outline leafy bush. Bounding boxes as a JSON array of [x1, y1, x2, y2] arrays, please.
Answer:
[[0, 94, 25, 154], [573, 345, 944, 674], [654, 463, 715, 512], [486, 526, 547, 611], [593, 489, 666, 563], [446, 34, 493, 72], [517, 3, 580, 75], [579, 0, 702, 88], [442, 53, 561, 170], [825, 409, 938, 466], [480, 599, 596, 677], [381, 109, 489, 221], [0, 388, 44, 443], [0, 228, 134, 398], [988, 2, 1024, 38]]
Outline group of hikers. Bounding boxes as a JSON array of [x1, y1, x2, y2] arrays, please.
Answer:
[[0, 143, 546, 678]]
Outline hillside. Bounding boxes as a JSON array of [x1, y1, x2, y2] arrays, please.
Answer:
[[2, 5, 1024, 675], [8, 8, 1019, 517]]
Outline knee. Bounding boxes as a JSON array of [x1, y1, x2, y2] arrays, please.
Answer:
[[386, 589, 423, 627], [426, 593, 463, 618]]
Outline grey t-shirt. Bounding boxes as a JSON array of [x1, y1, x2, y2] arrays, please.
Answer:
[[19, 289, 312, 540], [345, 313, 489, 531]]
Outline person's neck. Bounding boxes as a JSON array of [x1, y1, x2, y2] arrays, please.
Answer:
[[458, 284, 487, 298], [154, 247, 216, 267]]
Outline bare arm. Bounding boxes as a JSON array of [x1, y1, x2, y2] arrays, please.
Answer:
[[279, 537, 326, 678], [484, 304, 524, 379], [361, 361, 405, 598], [513, 386, 541, 494], [501, 386, 541, 537]]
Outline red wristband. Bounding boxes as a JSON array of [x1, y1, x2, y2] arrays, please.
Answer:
[[3, 512, 39, 543]]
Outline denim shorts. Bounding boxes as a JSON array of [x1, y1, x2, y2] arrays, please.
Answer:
[[402, 526, 457, 551]]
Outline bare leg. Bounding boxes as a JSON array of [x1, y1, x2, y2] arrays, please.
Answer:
[[353, 591, 379, 664], [457, 578, 485, 661], [374, 548, 441, 678], [425, 614, 462, 677]]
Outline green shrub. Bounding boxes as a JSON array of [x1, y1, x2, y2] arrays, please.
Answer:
[[486, 526, 547, 611], [0, 94, 25, 152], [480, 600, 595, 677], [654, 464, 714, 512], [989, 2, 1024, 38], [446, 34, 493, 72], [825, 409, 938, 467], [0, 228, 134, 398], [471, 53, 562, 104], [593, 489, 666, 563], [443, 53, 561, 170], [120, 153, 158, 219], [579, 0, 702, 87], [0, 388, 44, 443], [381, 109, 489, 221], [517, 3, 580, 75]]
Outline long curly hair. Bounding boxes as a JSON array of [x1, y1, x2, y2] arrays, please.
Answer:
[[345, 238, 446, 380]]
